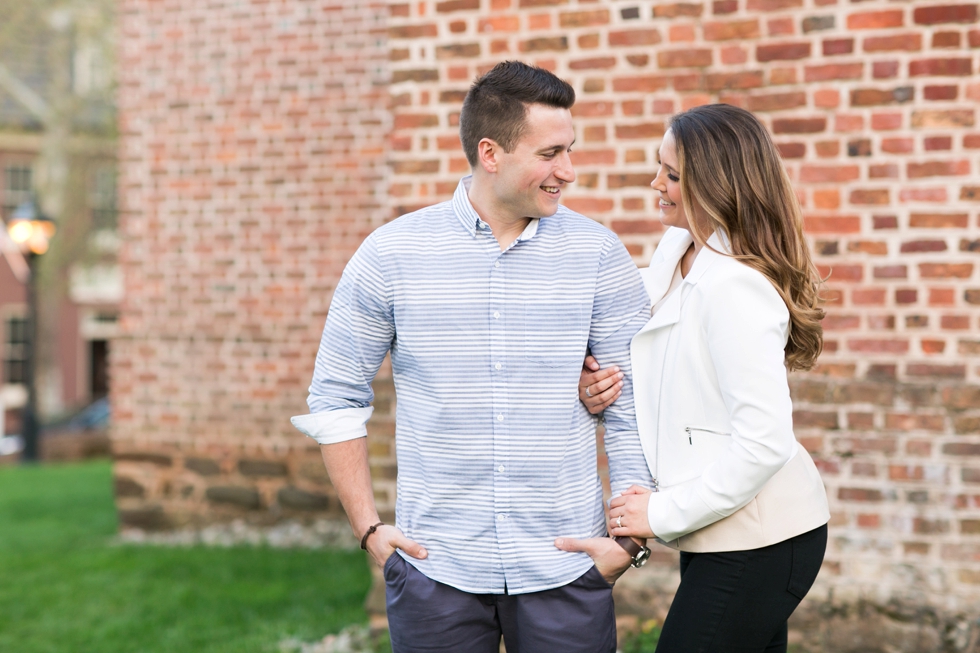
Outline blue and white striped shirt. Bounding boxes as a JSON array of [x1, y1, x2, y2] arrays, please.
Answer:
[[292, 177, 653, 594]]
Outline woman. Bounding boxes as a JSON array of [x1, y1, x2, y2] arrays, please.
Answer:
[[581, 104, 830, 652]]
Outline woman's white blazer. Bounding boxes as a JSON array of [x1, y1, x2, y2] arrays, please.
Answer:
[[632, 227, 829, 552]]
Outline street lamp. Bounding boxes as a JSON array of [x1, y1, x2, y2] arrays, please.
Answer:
[[5, 198, 56, 462]]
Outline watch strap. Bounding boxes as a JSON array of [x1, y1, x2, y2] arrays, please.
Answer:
[[613, 535, 642, 559]]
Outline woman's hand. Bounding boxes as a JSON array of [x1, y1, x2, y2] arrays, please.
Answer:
[[609, 485, 656, 539], [554, 536, 633, 585], [579, 355, 623, 414]]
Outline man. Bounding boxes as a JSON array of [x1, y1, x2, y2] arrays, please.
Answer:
[[292, 61, 652, 652]]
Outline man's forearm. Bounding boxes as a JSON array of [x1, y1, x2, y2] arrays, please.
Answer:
[[320, 437, 380, 539]]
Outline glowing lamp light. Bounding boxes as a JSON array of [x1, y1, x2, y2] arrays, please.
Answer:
[[6, 200, 56, 256]]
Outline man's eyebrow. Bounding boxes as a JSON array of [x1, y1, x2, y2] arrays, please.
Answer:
[[538, 139, 576, 152]]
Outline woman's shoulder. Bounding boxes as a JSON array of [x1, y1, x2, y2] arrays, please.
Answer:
[[694, 251, 789, 319]]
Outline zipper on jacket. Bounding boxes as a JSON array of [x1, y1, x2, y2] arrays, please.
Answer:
[[651, 477, 658, 493], [684, 426, 730, 445]]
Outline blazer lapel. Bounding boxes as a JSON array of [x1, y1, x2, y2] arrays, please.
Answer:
[[640, 228, 693, 304]]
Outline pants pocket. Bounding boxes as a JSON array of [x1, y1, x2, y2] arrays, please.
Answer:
[[787, 524, 828, 600], [383, 551, 401, 583]]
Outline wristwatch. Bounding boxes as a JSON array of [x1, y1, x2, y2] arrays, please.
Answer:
[[614, 536, 651, 568]]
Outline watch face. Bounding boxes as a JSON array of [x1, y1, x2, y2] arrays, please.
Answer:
[[633, 546, 652, 568]]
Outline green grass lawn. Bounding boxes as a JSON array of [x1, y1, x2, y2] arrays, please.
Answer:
[[0, 460, 372, 653]]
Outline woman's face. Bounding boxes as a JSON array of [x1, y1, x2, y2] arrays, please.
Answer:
[[651, 129, 690, 231]]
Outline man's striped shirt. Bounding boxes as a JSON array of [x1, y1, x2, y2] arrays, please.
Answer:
[[292, 177, 653, 594]]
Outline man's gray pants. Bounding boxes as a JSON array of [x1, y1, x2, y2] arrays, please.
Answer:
[[383, 553, 617, 653]]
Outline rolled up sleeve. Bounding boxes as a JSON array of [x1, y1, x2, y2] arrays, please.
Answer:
[[290, 235, 394, 445]]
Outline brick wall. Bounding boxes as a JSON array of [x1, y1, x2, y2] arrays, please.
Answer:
[[115, 0, 980, 647], [385, 0, 980, 646], [112, 0, 391, 529]]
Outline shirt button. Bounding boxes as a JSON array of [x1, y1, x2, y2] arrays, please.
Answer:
[[497, 414, 504, 421], [498, 465, 505, 473], [493, 311, 500, 319], [497, 514, 506, 521], [494, 362, 502, 370], [494, 261, 500, 268]]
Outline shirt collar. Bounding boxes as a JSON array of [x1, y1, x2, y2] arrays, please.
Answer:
[[452, 176, 540, 242]]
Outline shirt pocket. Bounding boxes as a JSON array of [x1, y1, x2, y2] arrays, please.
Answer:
[[523, 302, 587, 368]]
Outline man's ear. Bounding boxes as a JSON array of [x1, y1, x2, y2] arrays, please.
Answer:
[[477, 138, 500, 174]]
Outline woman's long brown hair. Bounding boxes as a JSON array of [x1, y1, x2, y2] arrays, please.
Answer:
[[669, 104, 824, 371]]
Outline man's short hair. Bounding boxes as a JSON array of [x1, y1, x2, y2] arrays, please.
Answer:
[[459, 61, 576, 168]]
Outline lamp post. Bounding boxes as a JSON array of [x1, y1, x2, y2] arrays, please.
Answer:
[[5, 198, 55, 462]]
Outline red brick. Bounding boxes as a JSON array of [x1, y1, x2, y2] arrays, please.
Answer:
[[851, 87, 914, 106], [924, 85, 959, 101], [669, 24, 697, 42], [863, 33, 923, 52], [925, 136, 954, 151], [800, 165, 859, 182], [568, 57, 616, 70], [963, 186, 980, 200], [607, 174, 653, 188], [824, 314, 861, 330], [714, 0, 738, 13], [609, 29, 663, 46], [757, 42, 811, 61], [822, 38, 854, 56], [919, 263, 974, 278], [911, 110, 975, 128], [848, 338, 909, 353], [804, 215, 862, 233], [908, 161, 971, 178], [914, 4, 979, 24], [838, 487, 885, 502], [389, 24, 439, 38], [436, 0, 480, 12], [909, 212, 969, 228], [518, 36, 569, 52], [794, 410, 839, 429], [704, 19, 761, 41], [857, 514, 881, 529], [896, 289, 918, 304], [612, 75, 669, 92], [611, 219, 662, 234], [518, 0, 567, 6], [436, 43, 480, 59], [479, 16, 520, 32], [565, 197, 614, 214], [578, 33, 600, 49], [900, 188, 948, 202], [874, 265, 906, 278], [934, 31, 963, 47], [706, 71, 765, 90], [812, 188, 839, 208], [805, 63, 864, 82], [901, 240, 948, 253], [850, 189, 890, 205], [870, 164, 900, 179], [652, 3, 704, 17], [746, 92, 807, 112], [393, 113, 439, 129], [773, 117, 827, 134], [615, 123, 666, 139], [847, 10, 904, 29], [392, 69, 440, 83], [658, 49, 713, 68], [910, 58, 974, 76], [871, 112, 903, 130], [559, 9, 610, 27], [569, 149, 616, 165], [748, 0, 803, 10]]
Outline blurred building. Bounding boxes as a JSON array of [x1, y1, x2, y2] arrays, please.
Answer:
[[114, 0, 980, 649], [0, 0, 118, 438]]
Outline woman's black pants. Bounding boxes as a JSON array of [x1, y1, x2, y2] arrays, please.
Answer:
[[656, 524, 827, 653]]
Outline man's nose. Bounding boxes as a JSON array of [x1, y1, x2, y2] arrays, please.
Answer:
[[556, 152, 575, 183]]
